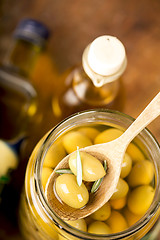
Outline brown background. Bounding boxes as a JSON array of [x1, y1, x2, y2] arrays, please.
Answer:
[[0, 0, 160, 239]]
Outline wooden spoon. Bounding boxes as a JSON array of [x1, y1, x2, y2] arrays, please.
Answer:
[[46, 92, 160, 221]]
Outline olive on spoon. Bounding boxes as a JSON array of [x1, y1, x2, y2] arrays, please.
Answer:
[[46, 92, 160, 221]]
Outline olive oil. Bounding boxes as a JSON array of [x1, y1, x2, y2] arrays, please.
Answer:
[[52, 36, 127, 122], [0, 19, 50, 201], [0, 69, 37, 140], [52, 65, 125, 120], [0, 19, 50, 141]]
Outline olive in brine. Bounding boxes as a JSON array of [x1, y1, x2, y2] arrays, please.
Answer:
[[62, 131, 92, 154], [55, 174, 89, 209], [69, 151, 106, 182]]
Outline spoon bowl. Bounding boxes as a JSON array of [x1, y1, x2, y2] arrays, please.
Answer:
[[46, 92, 160, 221], [46, 143, 122, 221]]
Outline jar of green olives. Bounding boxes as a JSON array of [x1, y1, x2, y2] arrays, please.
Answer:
[[19, 110, 160, 240]]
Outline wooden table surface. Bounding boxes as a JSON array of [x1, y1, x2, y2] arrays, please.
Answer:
[[0, 0, 160, 239]]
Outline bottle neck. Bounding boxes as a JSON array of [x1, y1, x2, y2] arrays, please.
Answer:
[[3, 38, 43, 78], [71, 66, 122, 108]]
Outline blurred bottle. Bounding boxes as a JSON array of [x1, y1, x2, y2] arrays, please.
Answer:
[[0, 19, 50, 141], [52, 35, 127, 122], [0, 19, 51, 200]]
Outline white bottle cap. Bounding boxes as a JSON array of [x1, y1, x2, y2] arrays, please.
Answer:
[[82, 35, 127, 87]]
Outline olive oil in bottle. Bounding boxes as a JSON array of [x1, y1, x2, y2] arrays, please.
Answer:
[[0, 19, 50, 202], [52, 36, 127, 122], [0, 19, 50, 141]]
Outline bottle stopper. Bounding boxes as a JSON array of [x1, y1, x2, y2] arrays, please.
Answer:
[[82, 35, 127, 87]]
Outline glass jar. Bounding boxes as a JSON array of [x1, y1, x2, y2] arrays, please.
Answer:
[[19, 110, 160, 240]]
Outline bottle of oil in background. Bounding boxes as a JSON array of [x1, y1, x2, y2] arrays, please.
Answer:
[[52, 35, 127, 122], [0, 19, 50, 142], [0, 19, 50, 201]]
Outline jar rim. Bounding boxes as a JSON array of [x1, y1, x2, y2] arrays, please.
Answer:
[[34, 109, 160, 239]]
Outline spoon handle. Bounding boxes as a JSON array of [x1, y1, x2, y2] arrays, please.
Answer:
[[119, 92, 160, 148]]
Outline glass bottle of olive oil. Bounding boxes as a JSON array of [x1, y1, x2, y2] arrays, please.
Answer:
[[52, 36, 127, 122], [0, 19, 50, 141], [0, 19, 50, 203]]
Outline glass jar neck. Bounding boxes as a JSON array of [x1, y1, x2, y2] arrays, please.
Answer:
[[3, 38, 43, 78]]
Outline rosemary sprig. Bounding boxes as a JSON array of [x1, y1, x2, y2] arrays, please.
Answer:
[[76, 146, 82, 186], [103, 160, 107, 171], [91, 160, 107, 193], [55, 168, 72, 174], [91, 178, 103, 193]]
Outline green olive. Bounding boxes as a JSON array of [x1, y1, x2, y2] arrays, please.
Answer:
[[43, 141, 66, 169], [127, 160, 154, 187], [94, 128, 123, 144], [90, 202, 111, 221], [41, 167, 53, 190], [120, 153, 132, 178], [88, 221, 111, 234], [65, 219, 87, 232], [126, 143, 145, 163], [123, 207, 143, 227], [55, 174, 89, 209], [78, 127, 100, 142], [62, 131, 92, 154], [106, 210, 128, 233], [69, 151, 106, 182], [127, 185, 155, 215], [109, 196, 127, 210], [110, 178, 129, 200]]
